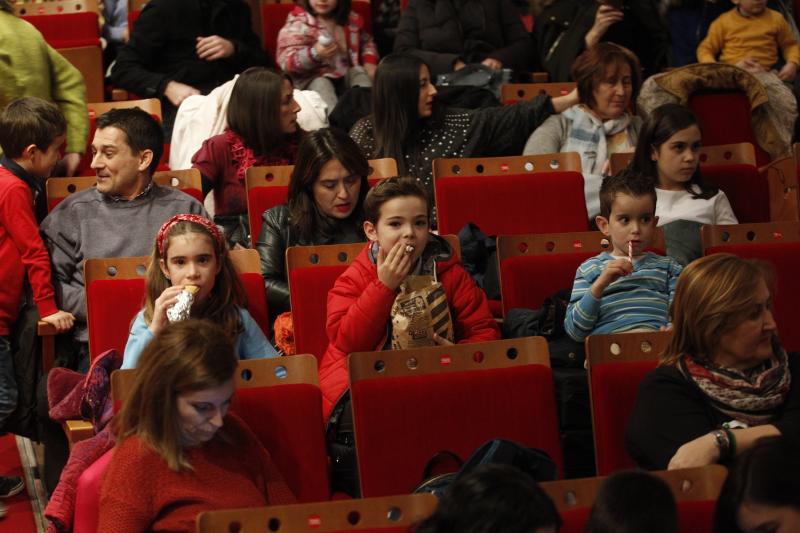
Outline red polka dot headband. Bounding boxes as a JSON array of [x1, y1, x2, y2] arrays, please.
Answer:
[[156, 214, 226, 256]]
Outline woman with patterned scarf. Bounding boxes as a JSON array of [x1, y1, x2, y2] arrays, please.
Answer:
[[192, 67, 304, 248], [625, 253, 799, 471], [523, 42, 642, 220]]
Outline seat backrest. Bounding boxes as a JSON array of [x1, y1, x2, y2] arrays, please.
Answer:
[[497, 230, 665, 316], [46, 176, 97, 212], [197, 493, 438, 533], [246, 158, 397, 246], [153, 168, 204, 203], [58, 46, 104, 103], [703, 221, 800, 352], [585, 331, 671, 475], [433, 153, 587, 236], [85, 250, 268, 361], [17, 0, 100, 48], [689, 91, 770, 166], [544, 465, 727, 533], [286, 242, 369, 363], [500, 82, 577, 104], [349, 337, 563, 497]]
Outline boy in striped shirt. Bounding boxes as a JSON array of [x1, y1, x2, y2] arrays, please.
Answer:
[[565, 171, 682, 342]]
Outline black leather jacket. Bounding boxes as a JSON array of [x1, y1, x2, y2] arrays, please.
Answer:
[[256, 204, 365, 317]]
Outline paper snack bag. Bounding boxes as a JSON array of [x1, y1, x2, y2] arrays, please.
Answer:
[[391, 275, 454, 349]]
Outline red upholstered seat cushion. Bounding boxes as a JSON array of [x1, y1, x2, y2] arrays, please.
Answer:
[[559, 507, 591, 533], [73, 449, 114, 533], [87, 278, 146, 361], [289, 265, 350, 361], [678, 500, 717, 533], [500, 252, 594, 315], [239, 272, 269, 335], [22, 13, 100, 48], [689, 92, 770, 166], [435, 172, 589, 236], [590, 360, 658, 475], [247, 186, 289, 245], [702, 164, 768, 223], [352, 365, 563, 497], [706, 241, 800, 352], [232, 384, 330, 503]]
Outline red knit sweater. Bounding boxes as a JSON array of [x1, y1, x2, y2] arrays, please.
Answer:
[[0, 166, 58, 335], [98, 414, 296, 532]]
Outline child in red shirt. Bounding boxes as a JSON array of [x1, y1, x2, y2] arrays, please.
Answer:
[[0, 97, 75, 500]]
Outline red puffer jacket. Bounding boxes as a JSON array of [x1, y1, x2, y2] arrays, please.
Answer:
[[318, 239, 500, 420]]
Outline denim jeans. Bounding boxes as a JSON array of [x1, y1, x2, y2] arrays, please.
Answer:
[[0, 336, 18, 427]]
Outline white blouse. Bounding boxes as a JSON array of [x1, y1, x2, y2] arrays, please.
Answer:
[[655, 186, 738, 227]]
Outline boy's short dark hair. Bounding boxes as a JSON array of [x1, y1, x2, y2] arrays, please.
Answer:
[[0, 97, 66, 158], [599, 169, 657, 219], [363, 177, 430, 223], [96, 107, 164, 175], [587, 471, 678, 533]]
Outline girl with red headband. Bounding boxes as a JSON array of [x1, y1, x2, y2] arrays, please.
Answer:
[[122, 214, 279, 368]]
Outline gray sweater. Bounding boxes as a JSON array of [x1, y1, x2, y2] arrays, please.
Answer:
[[41, 183, 206, 342]]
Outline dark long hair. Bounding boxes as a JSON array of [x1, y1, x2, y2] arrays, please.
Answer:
[[714, 436, 800, 533], [288, 127, 369, 243], [372, 54, 442, 175], [630, 103, 718, 200], [301, 0, 351, 25], [227, 68, 294, 158]]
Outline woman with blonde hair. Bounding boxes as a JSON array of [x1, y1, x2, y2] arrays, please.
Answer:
[[100, 319, 294, 532], [625, 253, 800, 471]]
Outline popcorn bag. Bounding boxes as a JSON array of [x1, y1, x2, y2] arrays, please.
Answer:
[[391, 275, 454, 350]]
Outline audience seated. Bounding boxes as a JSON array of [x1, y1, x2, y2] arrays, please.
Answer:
[[350, 53, 579, 206], [277, 0, 378, 114], [100, 0, 128, 66], [564, 172, 682, 342], [190, 68, 303, 248], [697, 0, 799, 83], [111, 0, 271, 136], [255, 128, 368, 320], [533, 0, 669, 82], [393, 0, 534, 77], [412, 464, 562, 533], [0, 98, 77, 510], [0, 0, 88, 177], [587, 470, 678, 533], [99, 320, 295, 531], [714, 435, 800, 533], [41, 108, 206, 371], [626, 254, 800, 471], [524, 42, 642, 219], [122, 214, 278, 369]]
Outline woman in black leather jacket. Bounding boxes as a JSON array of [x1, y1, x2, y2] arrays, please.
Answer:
[[255, 128, 369, 317]]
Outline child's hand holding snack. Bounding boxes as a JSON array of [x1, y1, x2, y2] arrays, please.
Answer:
[[591, 258, 633, 298], [376, 241, 413, 291], [149, 285, 194, 334]]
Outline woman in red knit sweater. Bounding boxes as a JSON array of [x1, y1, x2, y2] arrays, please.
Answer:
[[98, 319, 295, 532]]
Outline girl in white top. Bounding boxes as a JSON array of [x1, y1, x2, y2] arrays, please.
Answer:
[[630, 103, 738, 227]]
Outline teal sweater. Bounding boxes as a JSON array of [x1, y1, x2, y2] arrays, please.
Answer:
[[0, 11, 89, 154]]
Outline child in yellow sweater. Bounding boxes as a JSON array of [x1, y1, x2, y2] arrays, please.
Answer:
[[697, 0, 800, 82]]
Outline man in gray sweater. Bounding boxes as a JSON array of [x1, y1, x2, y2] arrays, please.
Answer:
[[41, 107, 206, 368]]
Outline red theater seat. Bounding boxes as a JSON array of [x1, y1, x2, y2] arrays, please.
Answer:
[[702, 221, 800, 353], [349, 337, 563, 497], [585, 331, 670, 475], [433, 153, 588, 237], [196, 493, 437, 533]]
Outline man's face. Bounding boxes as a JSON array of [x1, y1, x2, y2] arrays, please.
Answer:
[[90, 126, 151, 199]]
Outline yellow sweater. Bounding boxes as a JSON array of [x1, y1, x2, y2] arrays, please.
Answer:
[[697, 7, 800, 68], [0, 12, 88, 154]]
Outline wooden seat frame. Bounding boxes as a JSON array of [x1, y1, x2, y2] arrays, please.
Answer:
[[501, 82, 577, 102]]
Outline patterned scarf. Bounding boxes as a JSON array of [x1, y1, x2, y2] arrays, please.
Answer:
[[225, 128, 300, 183], [562, 105, 633, 175], [680, 341, 791, 426]]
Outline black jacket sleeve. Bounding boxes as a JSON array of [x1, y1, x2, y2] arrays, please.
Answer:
[[256, 205, 291, 317], [485, 0, 534, 72], [773, 354, 800, 439], [465, 94, 554, 157]]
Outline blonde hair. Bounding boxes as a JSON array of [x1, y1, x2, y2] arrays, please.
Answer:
[[661, 253, 774, 366], [144, 219, 245, 340], [114, 320, 238, 471]]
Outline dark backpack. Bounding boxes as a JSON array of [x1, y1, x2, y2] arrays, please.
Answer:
[[414, 439, 558, 499]]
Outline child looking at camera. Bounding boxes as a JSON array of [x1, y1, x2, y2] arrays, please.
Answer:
[[318, 177, 499, 420], [564, 171, 682, 342]]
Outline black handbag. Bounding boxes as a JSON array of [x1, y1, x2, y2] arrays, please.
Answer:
[[325, 390, 360, 497]]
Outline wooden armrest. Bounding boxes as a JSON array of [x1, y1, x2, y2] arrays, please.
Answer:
[[64, 420, 95, 449], [38, 320, 58, 374], [111, 88, 130, 101]]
